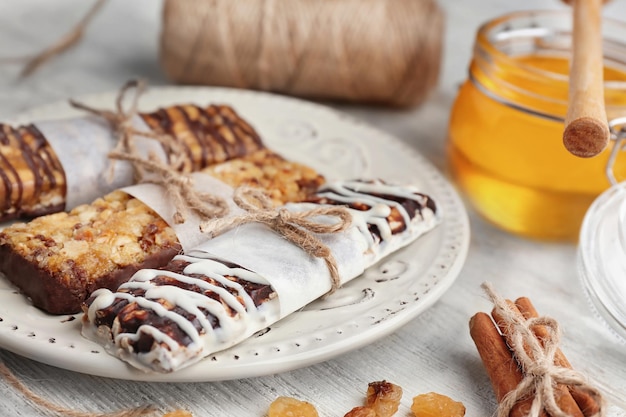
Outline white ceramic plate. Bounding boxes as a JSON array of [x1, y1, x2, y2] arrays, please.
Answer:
[[0, 86, 470, 382]]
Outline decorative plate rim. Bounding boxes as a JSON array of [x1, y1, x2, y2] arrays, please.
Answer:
[[0, 86, 470, 382]]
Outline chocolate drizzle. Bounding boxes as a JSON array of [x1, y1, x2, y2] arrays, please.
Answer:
[[102, 269, 271, 353], [0, 123, 66, 221], [180, 106, 211, 167], [0, 161, 13, 213], [307, 180, 438, 243], [0, 127, 13, 213], [85, 257, 275, 360], [28, 125, 63, 190], [141, 104, 265, 171]]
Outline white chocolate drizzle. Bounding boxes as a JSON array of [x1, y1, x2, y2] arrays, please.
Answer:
[[313, 179, 437, 260]]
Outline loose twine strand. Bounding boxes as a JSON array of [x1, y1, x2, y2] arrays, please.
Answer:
[[0, 0, 109, 77], [69, 79, 229, 224], [481, 282, 605, 417], [0, 362, 158, 417], [200, 186, 353, 295]]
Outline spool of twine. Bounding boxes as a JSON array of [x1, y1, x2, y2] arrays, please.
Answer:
[[159, 0, 444, 107]]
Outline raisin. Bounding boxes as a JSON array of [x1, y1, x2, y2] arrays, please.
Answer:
[[162, 410, 193, 417], [365, 380, 403, 417], [344, 406, 377, 417], [411, 392, 466, 417], [268, 396, 319, 417]]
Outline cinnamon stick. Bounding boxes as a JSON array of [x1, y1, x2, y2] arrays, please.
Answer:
[[491, 301, 584, 417], [515, 297, 601, 417], [469, 312, 547, 417]]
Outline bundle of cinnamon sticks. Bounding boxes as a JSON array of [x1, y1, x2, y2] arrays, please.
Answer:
[[469, 292, 602, 417]]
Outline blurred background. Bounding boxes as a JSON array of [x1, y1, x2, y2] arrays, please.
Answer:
[[1, 1, 626, 416], [0, 0, 624, 173]]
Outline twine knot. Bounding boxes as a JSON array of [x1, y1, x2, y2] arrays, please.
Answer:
[[70, 79, 228, 224], [201, 187, 352, 294], [70, 80, 148, 163], [482, 282, 605, 417], [524, 358, 554, 379]]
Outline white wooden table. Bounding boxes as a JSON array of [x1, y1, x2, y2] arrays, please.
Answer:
[[0, 1, 625, 416]]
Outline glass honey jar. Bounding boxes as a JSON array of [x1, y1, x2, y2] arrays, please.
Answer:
[[447, 10, 626, 241]]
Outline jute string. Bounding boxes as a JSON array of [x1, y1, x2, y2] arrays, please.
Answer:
[[0, 362, 158, 417], [8, 0, 443, 107], [0, 0, 108, 77], [200, 186, 352, 295], [69, 79, 229, 224], [160, 0, 444, 107], [20, 0, 108, 77], [482, 282, 605, 417]]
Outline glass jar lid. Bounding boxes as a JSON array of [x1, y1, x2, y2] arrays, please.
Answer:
[[578, 118, 626, 343]]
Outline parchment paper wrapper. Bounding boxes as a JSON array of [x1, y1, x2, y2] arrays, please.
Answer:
[[122, 173, 244, 252], [36, 115, 164, 210], [116, 174, 368, 315], [188, 219, 368, 316]]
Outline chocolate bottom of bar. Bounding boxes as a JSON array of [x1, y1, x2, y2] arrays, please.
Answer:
[[0, 244, 180, 315], [0, 201, 66, 224]]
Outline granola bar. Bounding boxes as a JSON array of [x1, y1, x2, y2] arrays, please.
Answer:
[[82, 179, 439, 372], [0, 104, 264, 222], [0, 150, 323, 314]]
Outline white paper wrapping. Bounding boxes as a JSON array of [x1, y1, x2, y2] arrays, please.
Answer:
[[35, 115, 165, 210], [187, 220, 368, 316]]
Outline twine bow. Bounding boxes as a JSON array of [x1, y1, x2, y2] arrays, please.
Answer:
[[482, 282, 605, 417], [70, 79, 228, 224], [200, 186, 353, 294]]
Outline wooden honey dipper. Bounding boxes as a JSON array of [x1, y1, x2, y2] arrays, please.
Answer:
[[562, 0, 611, 158]]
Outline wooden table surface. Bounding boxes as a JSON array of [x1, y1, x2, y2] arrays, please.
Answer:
[[0, 1, 625, 416]]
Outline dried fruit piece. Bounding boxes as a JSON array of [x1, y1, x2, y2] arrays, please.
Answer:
[[344, 406, 377, 417], [411, 392, 465, 417], [162, 410, 193, 417], [366, 380, 403, 417], [268, 396, 319, 417]]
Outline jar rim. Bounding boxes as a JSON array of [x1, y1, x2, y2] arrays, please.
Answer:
[[477, 9, 626, 79], [473, 9, 626, 117], [477, 11, 566, 83]]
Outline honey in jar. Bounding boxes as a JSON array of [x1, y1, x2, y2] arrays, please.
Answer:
[[447, 10, 626, 241]]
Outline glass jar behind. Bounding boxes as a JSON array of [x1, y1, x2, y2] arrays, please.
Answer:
[[447, 10, 626, 241]]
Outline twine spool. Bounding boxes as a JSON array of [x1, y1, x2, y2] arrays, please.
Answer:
[[159, 0, 444, 107]]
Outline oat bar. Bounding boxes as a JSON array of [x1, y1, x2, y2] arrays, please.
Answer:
[[82, 179, 440, 373], [204, 148, 324, 206], [0, 150, 324, 314], [0, 104, 264, 222]]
